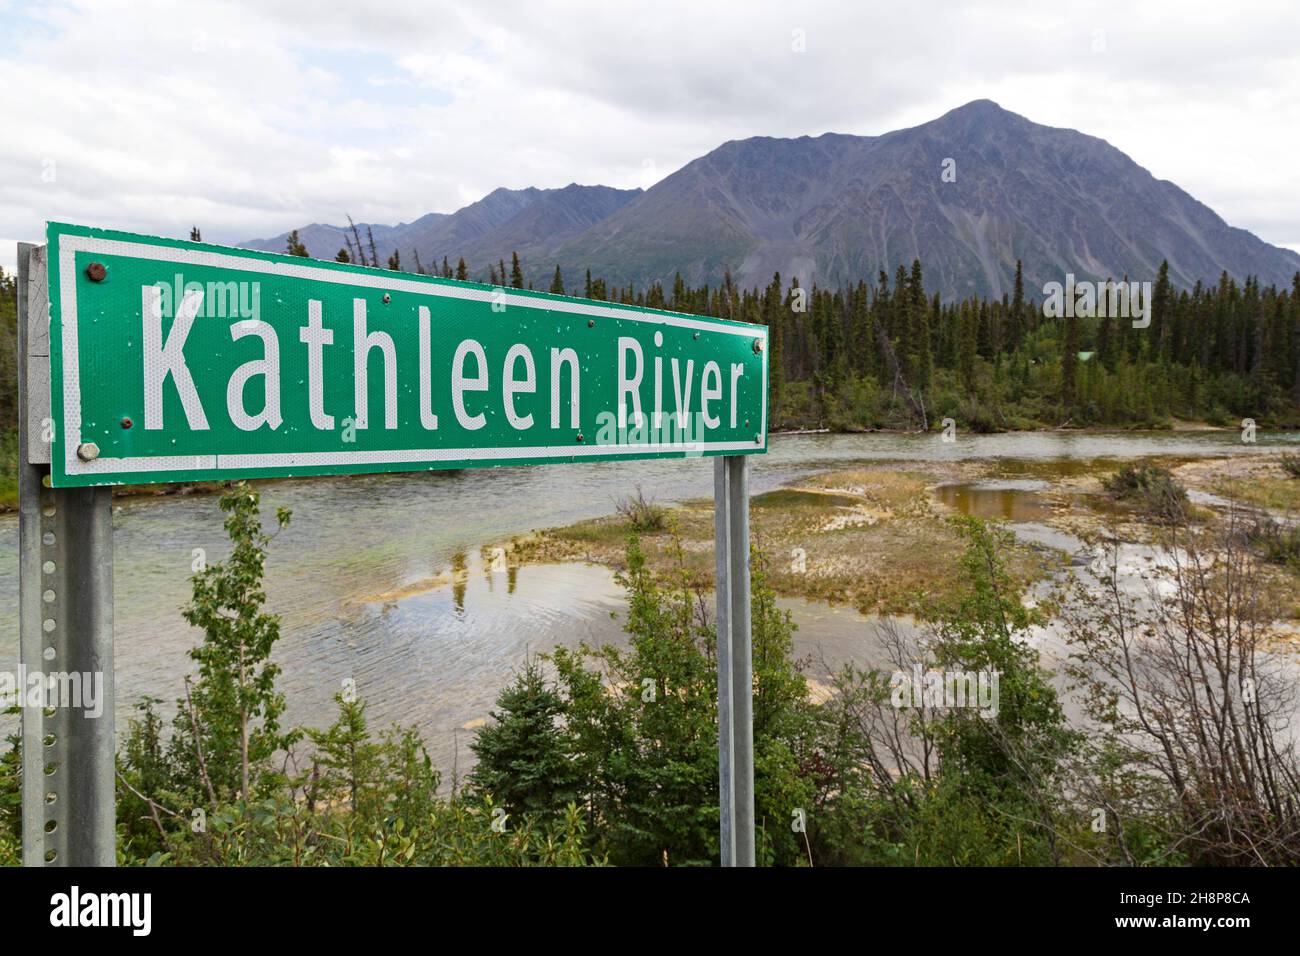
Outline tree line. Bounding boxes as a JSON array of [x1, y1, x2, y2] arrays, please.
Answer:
[[6, 234, 1300, 443], [283, 224, 1300, 433]]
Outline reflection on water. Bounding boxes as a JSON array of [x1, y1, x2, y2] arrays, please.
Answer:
[[0, 430, 1295, 778], [935, 477, 1131, 522], [317, 558, 628, 778], [934, 481, 1056, 521]]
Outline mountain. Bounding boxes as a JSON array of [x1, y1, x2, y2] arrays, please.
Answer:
[[245, 101, 1300, 298], [244, 184, 640, 275]]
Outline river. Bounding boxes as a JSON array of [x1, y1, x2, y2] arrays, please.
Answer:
[[1, 429, 1294, 778]]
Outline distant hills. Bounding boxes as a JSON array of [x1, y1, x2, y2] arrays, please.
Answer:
[[243, 183, 640, 278], [244, 100, 1300, 299]]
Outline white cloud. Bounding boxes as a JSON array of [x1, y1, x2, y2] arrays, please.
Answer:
[[2, 0, 1299, 275]]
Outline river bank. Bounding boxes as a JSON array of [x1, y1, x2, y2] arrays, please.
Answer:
[[0, 420, 1252, 514]]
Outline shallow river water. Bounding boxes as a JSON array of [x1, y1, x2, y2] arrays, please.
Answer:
[[1, 429, 1295, 776]]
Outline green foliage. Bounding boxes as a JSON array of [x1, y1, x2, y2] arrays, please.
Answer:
[[154, 794, 598, 867], [170, 485, 296, 805], [0, 266, 18, 433], [550, 534, 720, 864], [1101, 464, 1189, 521], [572, 260, 1300, 432], [306, 694, 389, 822], [0, 266, 18, 509], [468, 660, 578, 819], [927, 520, 1077, 829], [1280, 452, 1300, 478], [105, 479, 602, 867], [0, 481, 604, 868], [117, 697, 177, 857], [794, 519, 1079, 866], [0, 429, 16, 513], [1246, 514, 1300, 568], [0, 716, 21, 848], [614, 485, 667, 532], [539, 533, 814, 866]]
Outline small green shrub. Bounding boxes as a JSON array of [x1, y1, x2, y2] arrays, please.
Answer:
[[1101, 464, 1188, 522], [615, 485, 666, 532], [1246, 515, 1300, 568]]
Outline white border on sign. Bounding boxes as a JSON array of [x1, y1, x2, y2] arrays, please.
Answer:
[[57, 233, 769, 478]]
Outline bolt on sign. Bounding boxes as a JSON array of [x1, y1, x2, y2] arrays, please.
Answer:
[[43, 223, 768, 487]]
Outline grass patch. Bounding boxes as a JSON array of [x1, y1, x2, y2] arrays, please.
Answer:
[[510, 465, 1051, 618], [1213, 475, 1300, 513], [752, 489, 860, 509]]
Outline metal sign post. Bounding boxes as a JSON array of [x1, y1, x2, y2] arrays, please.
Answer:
[[714, 454, 754, 866], [18, 221, 767, 865], [18, 242, 116, 866]]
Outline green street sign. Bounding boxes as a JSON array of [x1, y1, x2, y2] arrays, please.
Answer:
[[43, 222, 768, 487]]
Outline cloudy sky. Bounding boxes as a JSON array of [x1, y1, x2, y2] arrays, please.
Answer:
[[3, 0, 1299, 274]]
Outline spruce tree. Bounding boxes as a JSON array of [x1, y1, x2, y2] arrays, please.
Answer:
[[908, 260, 932, 390], [1008, 259, 1025, 352], [1061, 312, 1080, 415], [469, 659, 577, 818], [307, 693, 386, 821], [764, 273, 784, 426]]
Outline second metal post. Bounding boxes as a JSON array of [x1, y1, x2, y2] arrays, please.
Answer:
[[714, 454, 754, 866]]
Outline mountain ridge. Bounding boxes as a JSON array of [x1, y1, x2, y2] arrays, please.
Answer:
[[243, 101, 1300, 298]]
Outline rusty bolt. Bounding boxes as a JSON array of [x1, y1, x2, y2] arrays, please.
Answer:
[[576, 432, 585, 442], [587, 319, 595, 328], [753, 338, 764, 354], [120, 417, 133, 430], [85, 262, 106, 282], [382, 293, 391, 304]]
